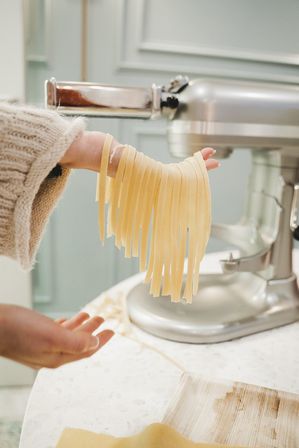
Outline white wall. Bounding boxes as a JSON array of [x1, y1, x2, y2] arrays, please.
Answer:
[[0, 0, 25, 100], [0, 0, 34, 386]]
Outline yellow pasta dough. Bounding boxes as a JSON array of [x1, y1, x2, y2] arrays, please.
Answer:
[[96, 135, 211, 302], [56, 422, 244, 448]]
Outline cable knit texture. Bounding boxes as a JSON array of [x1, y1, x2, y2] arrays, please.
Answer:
[[0, 102, 85, 269]]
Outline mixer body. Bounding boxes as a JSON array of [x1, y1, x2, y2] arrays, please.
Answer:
[[46, 77, 299, 342], [127, 149, 299, 342]]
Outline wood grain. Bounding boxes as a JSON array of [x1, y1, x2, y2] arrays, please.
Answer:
[[163, 373, 299, 447]]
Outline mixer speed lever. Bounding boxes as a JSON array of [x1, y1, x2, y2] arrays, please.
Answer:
[[290, 183, 299, 241]]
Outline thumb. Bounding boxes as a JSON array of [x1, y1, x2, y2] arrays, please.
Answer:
[[55, 328, 99, 354]]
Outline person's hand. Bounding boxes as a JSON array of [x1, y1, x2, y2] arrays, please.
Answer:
[[200, 147, 219, 171], [60, 131, 122, 177], [60, 131, 219, 176], [0, 305, 114, 369]]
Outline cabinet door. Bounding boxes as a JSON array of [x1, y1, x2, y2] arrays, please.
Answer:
[[27, 0, 299, 315], [0, 0, 34, 386]]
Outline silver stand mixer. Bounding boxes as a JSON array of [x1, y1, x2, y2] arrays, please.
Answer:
[[46, 76, 299, 343]]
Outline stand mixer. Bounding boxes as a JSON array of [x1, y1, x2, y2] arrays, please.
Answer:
[[46, 76, 299, 343]]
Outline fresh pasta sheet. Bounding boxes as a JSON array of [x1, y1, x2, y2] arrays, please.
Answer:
[[56, 422, 244, 448], [96, 135, 211, 303]]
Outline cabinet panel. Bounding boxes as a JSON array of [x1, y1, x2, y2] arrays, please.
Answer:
[[115, 0, 299, 83], [28, 0, 298, 313], [141, 0, 299, 64]]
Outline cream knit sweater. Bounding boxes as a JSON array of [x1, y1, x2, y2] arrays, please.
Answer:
[[0, 102, 85, 269]]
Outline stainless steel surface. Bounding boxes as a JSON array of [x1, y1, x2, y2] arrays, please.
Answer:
[[45, 78, 178, 119], [290, 184, 299, 233], [127, 147, 299, 343], [163, 75, 189, 94], [220, 248, 271, 273], [167, 78, 299, 157], [46, 77, 299, 152], [127, 148, 299, 342], [45, 75, 299, 342], [46, 78, 154, 118], [127, 273, 299, 343]]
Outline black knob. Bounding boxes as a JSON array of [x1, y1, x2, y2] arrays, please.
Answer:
[[293, 227, 299, 241], [161, 96, 179, 109]]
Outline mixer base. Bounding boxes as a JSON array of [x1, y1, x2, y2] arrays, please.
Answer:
[[127, 272, 299, 343]]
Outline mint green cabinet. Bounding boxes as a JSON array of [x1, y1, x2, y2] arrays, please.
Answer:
[[25, 0, 299, 314]]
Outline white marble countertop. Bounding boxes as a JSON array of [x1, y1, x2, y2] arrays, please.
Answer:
[[20, 251, 299, 447]]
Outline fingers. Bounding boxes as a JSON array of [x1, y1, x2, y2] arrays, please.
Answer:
[[60, 312, 89, 330], [55, 329, 100, 355], [70, 329, 115, 359], [42, 330, 115, 369], [75, 329, 115, 356], [201, 147, 215, 160], [60, 313, 105, 335], [55, 317, 67, 325], [205, 159, 220, 170], [75, 315, 104, 333], [54, 313, 109, 355], [62, 312, 104, 333], [200, 148, 220, 171], [96, 329, 115, 348], [59, 313, 104, 334]]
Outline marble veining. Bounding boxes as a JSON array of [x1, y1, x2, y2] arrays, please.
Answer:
[[20, 251, 299, 447]]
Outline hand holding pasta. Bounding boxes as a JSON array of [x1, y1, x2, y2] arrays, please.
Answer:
[[96, 134, 217, 302], [61, 131, 218, 175]]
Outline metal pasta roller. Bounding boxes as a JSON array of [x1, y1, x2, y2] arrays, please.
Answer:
[[45, 76, 299, 343]]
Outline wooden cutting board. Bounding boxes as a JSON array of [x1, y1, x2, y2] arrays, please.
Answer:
[[163, 373, 299, 448]]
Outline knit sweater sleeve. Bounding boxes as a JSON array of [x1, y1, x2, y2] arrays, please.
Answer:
[[0, 102, 86, 269]]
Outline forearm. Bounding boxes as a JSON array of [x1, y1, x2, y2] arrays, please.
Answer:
[[0, 102, 85, 269], [60, 131, 123, 177], [0, 304, 6, 356], [0, 304, 16, 357]]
